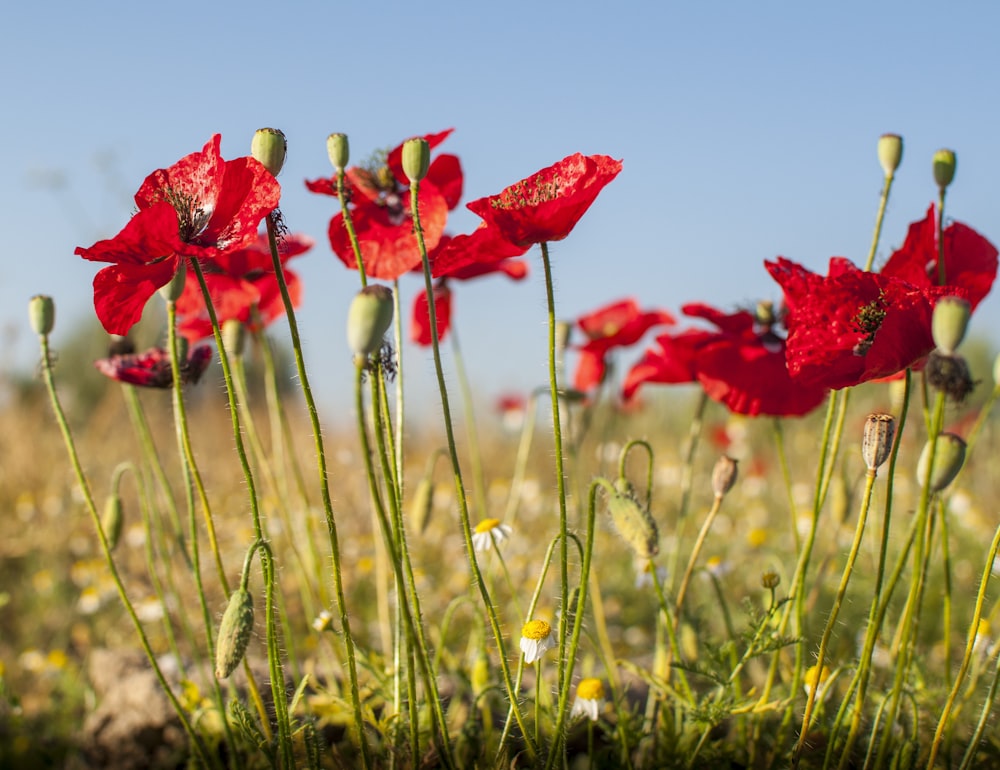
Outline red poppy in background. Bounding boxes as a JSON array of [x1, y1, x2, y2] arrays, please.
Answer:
[[466, 153, 622, 247], [411, 232, 529, 345], [175, 232, 313, 341], [95, 345, 213, 389], [623, 303, 828, 417], [880, 204, 997, 309], [765, 257, 962, 390], [306, 129, 463, 280], [77, 135, 281, 335], [573, 299, 675, 391]]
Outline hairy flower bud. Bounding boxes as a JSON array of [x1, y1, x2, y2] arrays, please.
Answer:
[[862, 413, 895, 472], [932, 296, 971, 355], [401, 138, 430, 183], [101, 494, 124, 551], [251, 128, 287, 177], [410, 477, 435, 535], [606, 483, 659, 559], [347, 285, 394, 358], [877, 134, 903, 176], [933, 149, 957, 190], [215, 588, 255, 679], [221, 319, 246, 358], [158, 261, 187, 303], [916, 433, 966, 492], [327, 133, 349, 172], [29, 295, 55, 336], [711, 456, 739, 498]]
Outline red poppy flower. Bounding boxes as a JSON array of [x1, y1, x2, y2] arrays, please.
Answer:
[[411, 230, 530, 346], [306, 129, 463, 280], [95, 345, 213, 388], [76, 135, 281, 336], [466, 153, 622, 247], [880, 204, 997, 309], [572, 299, 675, 391], [175, 232, 313, 341], [766, 257, 962, 390], [623, 303, 828, 417]]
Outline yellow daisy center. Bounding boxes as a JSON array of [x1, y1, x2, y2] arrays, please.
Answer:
[[521, 619, 551, 640], [475, 518, 501, 534], [577, 678, 604, 700]]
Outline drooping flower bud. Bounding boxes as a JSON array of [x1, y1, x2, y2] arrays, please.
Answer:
[[410, 477, 435, 535], [862, 413, 895, 472], [215, 587, 255, 679], [606, 480, 659, 559], [877, 134, 903, 176], [158, 261, 187, 303], [222, 319, 246, 358], [916, 433, 966, 492], [347, 285, 394, 358], [251, 128, 287, 177], [933, 149, 957, 190], [101, 494, 124, 551], [401, 137, 430, 183], [327, 133, 349, 172], [29, 295, 55, 336], [711, 456, 739, 498], [932, 296, 971, 355]]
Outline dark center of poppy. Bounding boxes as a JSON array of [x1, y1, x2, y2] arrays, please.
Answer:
[[851, 295, 888, 356], [357, 154, 408, 225], [491, 175, 562, 211], [161, 188, 211, 245]]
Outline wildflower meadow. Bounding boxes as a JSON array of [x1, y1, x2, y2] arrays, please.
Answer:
[[6, 128, 1000, 769]]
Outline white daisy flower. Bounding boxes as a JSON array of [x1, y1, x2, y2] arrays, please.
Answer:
[[472, 518, 513, 552], [570, 677, 606, 722], [520, 619, 554, 664]]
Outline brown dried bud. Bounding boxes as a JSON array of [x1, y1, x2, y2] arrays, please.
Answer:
[[862, 413, 895, 472], [926, 351, 976, 404], [711, 456, 738, 498]]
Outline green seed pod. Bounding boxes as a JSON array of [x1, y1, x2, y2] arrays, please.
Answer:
[[711, 456, 739, 498], [410, 477, 435, 534], [862, 413, 895, 472], [877, 133, 903, 176], [29, 295, 55, 336], [916, 433, 967, 492], [158, 261, 187, 303], [251, 128, 287, 177], [606, 487, 659, 559], [933, 149, 957, 190], [347, 285, 394, 358], [326, 133, 349, 172], [401, 137, 430, 183], [932, 296, 971, 355], [222, 319, 246, 358], [101, 494, 124, 551], [215, 588, 255, 679]]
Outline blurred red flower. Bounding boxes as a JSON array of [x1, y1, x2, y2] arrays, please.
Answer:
[[306, 129, 462, 280], [95, 345, 213, 389], [411, 230, 529, 346], [175, 232, 313, 341], [623, 303, 828, 417], [76, 135, 281, 335], [766, 257, 964, 390], [573, 299, 675, 391], [466, 153, 622, 247], [880, 204, 997, 310]]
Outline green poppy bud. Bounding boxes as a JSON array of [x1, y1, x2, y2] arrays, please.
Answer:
[[215, 588, 255, 679], [29, 295, 55, 336], [347, 285, 394, 358], [932, 296, 971, 355], [916, 433, 966, 492], [401, 137, 430, 183], [933, 149, 957, 190], [606, 485, 659, 559], [222, 319, 246, 358], [251, 128, 287, 177], [877, 134, 903, 176], [101, 494, 124, 551], [327, 133, 349, 172], [862, 413, 895, 472], [158, 261, 187, 303]]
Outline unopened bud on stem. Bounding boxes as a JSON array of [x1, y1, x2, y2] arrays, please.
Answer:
[[932, 296, 971, 355], [933, 149, 957, 190], [711, 456, 738, 498], [877, 134, 903, 176], [917, 433, 966, 492], [29, 295, 55, 336], [327, 133, 349, 172], [401, 138, 430, 183], [862, 413, 895, 472], [251, 128, 287, 177], [347, 285, 394, 358]]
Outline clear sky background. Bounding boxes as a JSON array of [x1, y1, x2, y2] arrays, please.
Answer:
[[4, 1, 1000, 416]]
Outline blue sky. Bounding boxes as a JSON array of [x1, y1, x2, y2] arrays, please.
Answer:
[[4, 1, 999, 412]]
